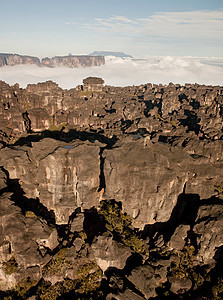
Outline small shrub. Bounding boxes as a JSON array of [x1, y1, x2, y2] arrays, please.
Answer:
[[43, 248, 72, 275], [16, 276, 38, 298], [212, 278, 223, 300], [3, 256, 18, 275], [77, 260, 102, 294], [99, 200, 145, 254], [214, 184, 223, 199], [169, 246, 205, 287], [25, 210, 37, 218]]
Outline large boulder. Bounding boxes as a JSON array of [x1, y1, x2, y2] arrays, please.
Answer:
[[194, 204, 223, 266], [91, 232, 131, 272]]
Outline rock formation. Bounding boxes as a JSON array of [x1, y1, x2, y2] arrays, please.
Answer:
[[0, 53, 105, 68], [41, 55, 105, 68], [0, 53, 41, 67], [0, 78, 222, 299]]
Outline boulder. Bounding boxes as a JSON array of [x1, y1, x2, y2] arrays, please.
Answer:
[[91, 232, 131, 272]]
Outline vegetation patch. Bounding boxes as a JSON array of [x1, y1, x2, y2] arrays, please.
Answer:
[[212, 277, 223, 300], [16, 276, 38, 298], [3, 256, 18, 275], [37, 280, 65, 300], [76, 260, 103, 294], [169, 246, 205, 288], [99, 200, 145, 254], [43, 248, 72, 275], [48, 117, 67, 131], [214, 184, 223, 199], [25, 210, 38, 218], [37, 260, 102, 299]]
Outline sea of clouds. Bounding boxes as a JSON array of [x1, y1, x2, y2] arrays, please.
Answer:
[[0, 56, 223, 89]]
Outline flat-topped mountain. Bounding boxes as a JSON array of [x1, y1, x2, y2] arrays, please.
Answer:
[[89, 51, 133, 58], [0, 53, 105, 67]]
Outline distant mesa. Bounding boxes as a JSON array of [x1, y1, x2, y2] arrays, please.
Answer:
[[0, 53, 105, 68], [89, 51, 133, 58], [0, 53, 41, 67]]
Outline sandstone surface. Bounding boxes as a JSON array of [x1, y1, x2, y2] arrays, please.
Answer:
[[0, 78, 222, 299]]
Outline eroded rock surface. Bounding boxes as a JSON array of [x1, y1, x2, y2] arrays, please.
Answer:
[[0, 79, 222, 299]]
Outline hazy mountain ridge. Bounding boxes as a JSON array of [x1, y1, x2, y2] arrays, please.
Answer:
[[89, 51, 133, 58]]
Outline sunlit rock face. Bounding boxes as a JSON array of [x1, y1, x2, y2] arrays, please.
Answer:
[[0, 138, 101, 224], [104, 137, 223, 229]]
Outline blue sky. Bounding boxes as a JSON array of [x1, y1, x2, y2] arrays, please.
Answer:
[[1, 0, 223, 57]]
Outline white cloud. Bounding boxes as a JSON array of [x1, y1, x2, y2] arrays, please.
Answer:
[[84, 10, 223, 40], [0, 56, 223, 89]]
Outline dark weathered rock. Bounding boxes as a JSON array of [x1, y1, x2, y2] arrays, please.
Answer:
[[168, 225, 190, 250], [0, 139, 101, 224], [91, 232, 132, 272], [127, 264, 162, 299], [194, 204, 223, 266], [169, 275, 192, 294], [0, 193, 57, 290], [70, 213, 85, 233]]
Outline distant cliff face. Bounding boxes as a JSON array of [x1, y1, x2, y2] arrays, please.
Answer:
[[41, 55, 105, 67], [0, 53, 105, 67], [0, 53, 41, 67]]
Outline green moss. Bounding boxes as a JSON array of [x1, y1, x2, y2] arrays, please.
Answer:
[[25, 210, 37, 218], [38, 261, 102, 299], [77, 260, 102, 294], [212, 278, 223, 300], [214, 184, 223, 199], [38, 281, 64, 300], [99, 200, 145, 254], [48, 116, 67, 132], [155, 114, 164, 121], [3, 296, 13, 300], [170, 120, 177, 127], [3, 256, 18, 275], [16, 276, 38, 298], [43, 248, 72, 275], [169, 246, 205, 287]]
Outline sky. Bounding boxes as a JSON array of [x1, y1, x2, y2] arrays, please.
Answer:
[[0, 0, 223, 58]]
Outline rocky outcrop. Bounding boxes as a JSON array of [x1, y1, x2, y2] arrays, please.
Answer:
[[0, 79, 222, 299]]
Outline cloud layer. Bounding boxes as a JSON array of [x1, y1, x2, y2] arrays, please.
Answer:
[[0, 56, 223, 89]]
